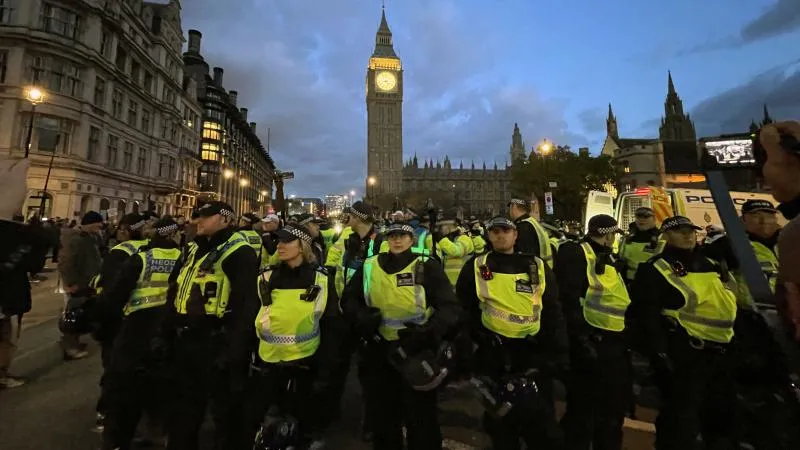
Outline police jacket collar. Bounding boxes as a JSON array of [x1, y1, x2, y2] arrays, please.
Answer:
[[378, 249, 416, 273], [144, 237, 179, 250], [660, 245, 718, 273], [201, 227, 236, 251]]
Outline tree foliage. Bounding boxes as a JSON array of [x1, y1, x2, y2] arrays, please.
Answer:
[[510, 146, 616, 220]]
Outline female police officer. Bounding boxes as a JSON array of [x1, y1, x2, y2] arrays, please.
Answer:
[[629, 215, 738, 450], [342, 221, 460, 450], [244, 223, 343, 449]]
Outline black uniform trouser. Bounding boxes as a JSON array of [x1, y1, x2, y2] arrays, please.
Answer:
[[240, 363, 327, 448], [165, 331, 245, 450], [359, 347, 442, 450], [561, 332, 630, 450], [655, 343, 737, 450], [96, 340, 115, 415], [483, 373, 563, 450], [101, 366, 167, 450]]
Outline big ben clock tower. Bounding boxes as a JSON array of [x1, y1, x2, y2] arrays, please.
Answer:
[[366, 7, 403, 199]]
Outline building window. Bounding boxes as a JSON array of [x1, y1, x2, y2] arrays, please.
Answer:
[[141, 108, 151, 134], [123, 141, 133, 172], [100, 28, 110, 58], [137, 147, 147, 175], [203, 128, 221, 140], [29, 115, 72, 154], [0, 50, 6, 83], [168, 157, 176, 179], [158, 154, 167, 177], [115, 46, 127, 71], [201, 143, 219, 161], [87, 126, 100, 161], [130, 60, 140, 85], [127, 99, 138, 127], [624, 184, 632, 192], [39, 2, 81, 39], [112, 88, 123, 119], [622, 161, 631, 173], [25, 54, 83, 98], [93, 76, 105, 107], [143, 71, 153, 94], [107, 135, 118, 168], [0, 0, 13, 25]]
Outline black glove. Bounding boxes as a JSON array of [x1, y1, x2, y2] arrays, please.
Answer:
[[652, 352, 675, 375], [397, 322, 436, 354], [355, 307, 382, 338], [447, 230, 461, 241], [432, 231, 445, 243]]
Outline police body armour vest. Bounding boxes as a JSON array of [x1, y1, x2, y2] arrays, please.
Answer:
[[125, 248, 181, 316], [580, 242, 631, 332], [91, 239, 149, 293], [239, 229, 263, 254], [653, 258, 737, 344], [335, 235, 379, 298], [621, 238, 665, 281], [522, 217, 553, 268], [473, 253, 546, 339], [174, 233, 248, 318], [363, 255, 430, 341], [255, 268, 328, 363], [734, 240, 779, 307]]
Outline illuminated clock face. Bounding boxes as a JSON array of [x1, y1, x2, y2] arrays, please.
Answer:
[[375, 71, 397, 91]]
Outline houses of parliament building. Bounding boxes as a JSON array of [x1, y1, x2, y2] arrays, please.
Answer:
[[365, 8, 516, 215]]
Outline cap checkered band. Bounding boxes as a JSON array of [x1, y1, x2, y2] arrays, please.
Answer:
[[509, 198, 527, 206], [350, 208, 370, 221], [595, 226, 618, 234], [284, 225, 312, 243], [220, 208, 235, 219], [155, 224, 179, 236], [129, 219, 147, 231], [298, 216, 314, 226], [386, 224, 415, 235]]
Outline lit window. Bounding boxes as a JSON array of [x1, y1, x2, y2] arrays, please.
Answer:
[[203, 129, 220, 140], [201, 150, 219, 161]]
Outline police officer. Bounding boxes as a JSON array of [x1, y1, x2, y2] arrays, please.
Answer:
[[508, 198, 554, 268], [468, 218, 487, 255], [161, 201, 261, 450], [259, 213, 281, 268], [99, 217, 182, 450], [619, 207, 662, 285], [433, 215, 474, 285], [629, 216, 738, 450], [344, 220, 460, 450], [455, 216, 567, 450], [91, 212, 149, 430], [238, 212, 264, 258], [556, 214, 631, 450], [297, 213, 326, 262], [244, 223, 343, 449]]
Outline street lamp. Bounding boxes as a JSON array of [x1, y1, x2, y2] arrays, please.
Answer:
[[23, 86, 46, 158], [239, 178, 249, 187], [223, 169, 234, 179], [538, 139, 553, 155], [368, 176, 377, 202]]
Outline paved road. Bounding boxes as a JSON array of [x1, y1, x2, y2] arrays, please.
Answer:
[[1, 262, 655, 449]]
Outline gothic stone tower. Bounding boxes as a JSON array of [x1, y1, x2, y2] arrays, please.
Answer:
[[659, 71, 697, 142], [366, 8, 404, 197]]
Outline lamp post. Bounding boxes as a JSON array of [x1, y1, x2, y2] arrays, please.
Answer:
[[38, 134, 61, 217], [367, 176, 377, 203], [23, 87, 45, 158], [239, 178, 249, 213], [536, 139, 554, 219]]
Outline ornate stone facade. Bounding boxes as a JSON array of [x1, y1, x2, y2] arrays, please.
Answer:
[[365, 9, 511, 215]]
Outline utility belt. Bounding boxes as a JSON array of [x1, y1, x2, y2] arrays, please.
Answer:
[[664, 316, 728, 354], [475, 329, 542, 374], [173, 317, 225, 339], [249, 355, 312, 375], [587, 327, 625, 344]]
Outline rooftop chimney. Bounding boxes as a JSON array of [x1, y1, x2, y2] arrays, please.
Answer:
[[228, 90, 238, 106], [240, 108, 248, 121], [187, 29, 202, 54], [212, 67, 224, 87], [249, 122, 257, 133]]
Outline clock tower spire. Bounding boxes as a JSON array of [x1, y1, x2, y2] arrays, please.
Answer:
[[366, 6, 403, 200]]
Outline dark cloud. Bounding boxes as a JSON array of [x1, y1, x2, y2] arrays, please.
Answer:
[[577, 107, 608, 134], [691, 58, 800, 135], [628, 60, 800, 137], [741, 0, 800, 43], [180, 0, 587, 196]]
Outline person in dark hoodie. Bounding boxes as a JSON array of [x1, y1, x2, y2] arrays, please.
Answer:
[[99, 217, 182, 450], [628, 216, 738, 450], [160, 201, 260, 450]]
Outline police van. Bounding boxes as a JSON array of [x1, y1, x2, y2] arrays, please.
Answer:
[[584, 187, 786, 235]]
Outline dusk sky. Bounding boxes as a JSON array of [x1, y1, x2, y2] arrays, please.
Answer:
[[179, 0, 800, 198]]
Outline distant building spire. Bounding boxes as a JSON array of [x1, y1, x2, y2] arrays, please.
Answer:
[[659, 71, 696, 142], [762, 104, 773, 125], [372, 5, 397, 58], [510, 122, 526, 161], [606, 103, 619, 139]]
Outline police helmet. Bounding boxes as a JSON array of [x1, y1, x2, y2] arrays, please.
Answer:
[[253, 415, 301, 450], [58, 302, 94, 335], [387, 341, 454, 392], [471, 373, 540, 419]]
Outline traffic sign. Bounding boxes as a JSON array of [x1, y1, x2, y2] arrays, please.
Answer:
[[544, 191, 554, 215]]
